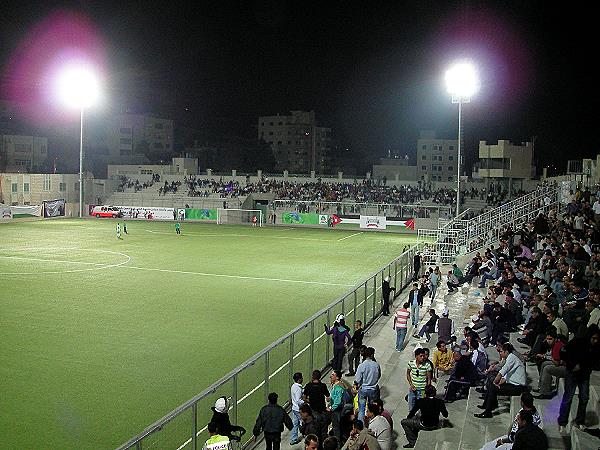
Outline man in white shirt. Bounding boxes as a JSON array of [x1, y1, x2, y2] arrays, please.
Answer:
[[367, 402, 391, 450], [593, 198, 600, 227], [475, 343, 527, 418], [290, 372, 304, 445]]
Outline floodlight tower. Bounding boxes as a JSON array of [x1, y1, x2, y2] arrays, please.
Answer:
[[445, 62, 479, 217], [56, 65, 100, 218]]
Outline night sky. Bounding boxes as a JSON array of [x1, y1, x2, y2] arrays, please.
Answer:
[[0, 1, 596, 173]]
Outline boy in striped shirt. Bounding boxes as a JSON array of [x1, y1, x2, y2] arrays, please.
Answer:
[[406, 348, 431, 411], [393, 303, 410, 352]]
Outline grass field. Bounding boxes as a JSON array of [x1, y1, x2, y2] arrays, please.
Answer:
[[0, 219, 416, 449]]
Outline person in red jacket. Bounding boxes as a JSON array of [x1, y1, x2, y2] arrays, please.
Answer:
[[533, 329, 565, 399]]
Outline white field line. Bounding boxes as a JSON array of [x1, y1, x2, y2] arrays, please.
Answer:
[[144, 229, 332, 242], [337, 232, 362, 241], [122, 265, 355, 287], [176, 283, 385, 450], [0, 255, 110, 266]]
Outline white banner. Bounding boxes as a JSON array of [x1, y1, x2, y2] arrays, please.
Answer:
[[116, 206, 176, 221], [359, 215, 387, 230], [319, 214, 328, 225]]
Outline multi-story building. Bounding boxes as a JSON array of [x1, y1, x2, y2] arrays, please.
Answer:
[[258, 110, 331, 174], [416, 130, 458, 182], [0, 134, 48, 172], [476, 140, 534, 191]]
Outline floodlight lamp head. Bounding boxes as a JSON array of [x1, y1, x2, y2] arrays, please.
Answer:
[[56, 65, 100, 109], [445, 62, 479, 102]]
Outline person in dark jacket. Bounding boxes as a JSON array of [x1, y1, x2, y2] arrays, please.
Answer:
[[325, 316, 352, 371], [299, 404, 327, 449], [512, 410, 548, 450], [414, 309, 438, 341], [253, 392, 293, 450], [210, 397, 246, 441], [401, 385, 449, 448], [346, 320, 364, 376], [557, 324, 600, 431], [381, 276, 396, 316], [445, 349, 480, 401]]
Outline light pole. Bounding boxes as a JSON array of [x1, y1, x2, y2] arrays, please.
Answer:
[[56, 65, 100, 217], [445, 62, 479, 217]]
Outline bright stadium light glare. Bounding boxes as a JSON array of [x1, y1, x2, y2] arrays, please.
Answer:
[[56, 65, 100, 109], [445, 62, 479, 100]]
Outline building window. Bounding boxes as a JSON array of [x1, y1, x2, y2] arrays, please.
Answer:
[[421, 155, 427, 160], [448, 176, 453, 181], [15, 143, 32, 152], [269, 131, 273, 135], [59, 183, 66, 192], [448, 166, 453, 171], [120, 127, 131, 134], [43, 174, 51, 191], [422, 145, 427, 150], [23, 183, 29, 193], [448, 155, 454, 160], [153, 143, 163, 149], [11, 183, 17, 193], [40, 145, 47, 154], [421, 166, 427, 170], [154, 123, 164, 129], [120, 149, 130, 156], [74, 183, 79, 191], [278, 122, 283, 125], [120, 138, 132, 144], [449, 145, 454, 150]]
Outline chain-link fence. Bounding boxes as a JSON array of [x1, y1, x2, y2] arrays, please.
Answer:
[[116, 246, 420, 450]]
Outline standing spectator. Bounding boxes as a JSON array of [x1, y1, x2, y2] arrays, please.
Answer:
[[367, 403, 391, 450], [324, 316, 351, 372], [381, 276, 396, 316], [393, 302, 410, 351], [346, 320, 364, 376], [413, 252, 422, 281], [400, 385, 448, 448], [557, 324, 600, 432], [435, 308, 454, 343], [354, 347, 381, 422], [406, 348, 431, 411], [253, 393, 293, 450], [290, 373, 304, 445], [429, 267, 441, 302], [328, 370, 346, 441], [210, 397, 246, 441], [475, 343, 527, 419], [203, 421, 232, 450], [408, 284, 422, 327], [303, 370, 330, 420]]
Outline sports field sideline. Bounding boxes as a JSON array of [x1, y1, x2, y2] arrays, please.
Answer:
[[0, 219, 416, 449]]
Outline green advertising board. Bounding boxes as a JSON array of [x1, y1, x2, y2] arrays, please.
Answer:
[[282, 212, 321, 224], [184, 208, 217, 220]]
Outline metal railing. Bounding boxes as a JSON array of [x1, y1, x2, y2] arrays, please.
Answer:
[[116, 246, 420, 450], [417, 184, 560, 264]]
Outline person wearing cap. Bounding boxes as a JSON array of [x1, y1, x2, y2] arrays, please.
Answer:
[[211, 397, 246, 440], [253, 392, 293, 450], [325, 317, 352, 372], [203, 421, 232, 450], [434, 308, 454, 343], [381, 276, 395, 316], [472, 311, 492, 345]]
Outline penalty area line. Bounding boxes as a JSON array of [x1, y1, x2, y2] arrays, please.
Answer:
[[338, 232, 362, 241]]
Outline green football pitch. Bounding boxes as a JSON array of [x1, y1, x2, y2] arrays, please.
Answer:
[[0, 219, 416, 449]]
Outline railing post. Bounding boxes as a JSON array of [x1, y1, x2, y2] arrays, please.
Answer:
[[372, 275, 377, 318], [309, 321, 315, 371], [363, 282, 368, 325], [264, 352, 270, 403], [326, 309, 331, 365], [233, 373, 238, 426], [191, 402, 198, 450], [353, 290, 357, 325], [289, 334, 295, 390]]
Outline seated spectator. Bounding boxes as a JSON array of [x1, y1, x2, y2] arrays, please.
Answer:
[[533, 329, 565, 399], [588, 297, 600, 328], [401, 385, 449, 448], [366, 403, 391, 450], [445, 348, 480, 402], [512, 410, 548, 450], [546, 309, 568, 341], [414, 309, 438, 341], [447, 270, 460, 293], [432, 340, 454, 375], [471, 312, 492, 346], [344, 419, 381, 450], [475, 343, 528, 418], [322, 437, 338, 450], [490, 302, 512, 345], [517, 306, 548, 349], [480, 392, 541, 450]]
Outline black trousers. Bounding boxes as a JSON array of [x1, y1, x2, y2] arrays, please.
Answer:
[[482, 383, 527, 412], [264, 432, 282, 450]]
